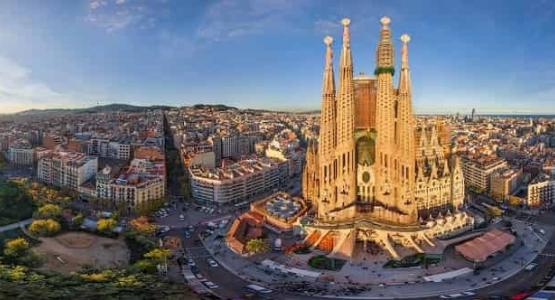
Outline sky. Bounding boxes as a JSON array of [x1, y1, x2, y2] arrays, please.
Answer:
[[0, 0, 554, 114]]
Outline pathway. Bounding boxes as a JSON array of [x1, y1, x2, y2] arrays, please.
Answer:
[[0, 218, 32, 233]]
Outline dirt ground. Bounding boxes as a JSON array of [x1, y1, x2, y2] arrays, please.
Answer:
[[34, 231, 129, 273]]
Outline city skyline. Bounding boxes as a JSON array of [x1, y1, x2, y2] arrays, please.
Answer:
[[0, 0, 554, 114]]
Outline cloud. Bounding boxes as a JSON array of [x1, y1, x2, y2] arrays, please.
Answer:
[[314, 19, 341, 35], [0, 56, 77, 113], [197, 0, 307, 42], [158, 30, 197, 59], [89, 0, 107, 10], [85, 0, 165, 32]]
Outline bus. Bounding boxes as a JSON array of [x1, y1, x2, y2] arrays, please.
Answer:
[[245, 284, 273, 294]]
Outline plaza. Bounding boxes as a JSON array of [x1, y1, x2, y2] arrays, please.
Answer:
[[200, 215, 552, 299]]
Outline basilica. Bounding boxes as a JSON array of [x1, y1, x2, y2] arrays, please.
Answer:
[[301, 17, 473, 259]]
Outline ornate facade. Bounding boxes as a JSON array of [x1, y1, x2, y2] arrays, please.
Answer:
[[302, 139, 319, 204], [301, 17, 472, 260]]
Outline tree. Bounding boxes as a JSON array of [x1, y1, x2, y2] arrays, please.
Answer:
[[0, 181, 34, 226], [115, 275, 142, 288], [97, 218, 117, 233], [143, 248, 171, 264], [80, 270, 115, 283], [36, 204, 62, 219], [129, 217, 156, 236], [28, 219, 61, 236], [131, 259, 156, 273], [245, 238, 269, 255], [7, 265, 27, 281], [71, 213, 84, 227], [3, 238, 30, 258]]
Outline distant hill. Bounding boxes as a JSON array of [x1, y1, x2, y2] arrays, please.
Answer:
[[8, 103, 317, 117], [192, 104, 238, 111], [14, 104, 174, 116], [78, 104, 174, 113]]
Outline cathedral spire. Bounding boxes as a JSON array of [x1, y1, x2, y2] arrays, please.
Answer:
[[337, 18, 355, 147], [319, 36, 336, 173], [323, 36, 335, 95], [375, 16, 394, 72], [340, 18, 353, 71], [398, 34, 411, 94]]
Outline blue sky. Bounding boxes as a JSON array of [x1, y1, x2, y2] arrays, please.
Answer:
[[0, 0, 554, 114]]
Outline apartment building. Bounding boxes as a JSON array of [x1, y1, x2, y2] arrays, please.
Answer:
[[462, 156, 508, 192], [88, 138, 131, 161], [38, 151, 98, 191], [527, 174, 555, 207], [490, 168, 523, 201], [94, 158, 166, 210], [190, 157, 288, 205], [7, 139, 34, 166]]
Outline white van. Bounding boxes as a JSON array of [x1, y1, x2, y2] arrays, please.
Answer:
[[246, 284, 273, 294]]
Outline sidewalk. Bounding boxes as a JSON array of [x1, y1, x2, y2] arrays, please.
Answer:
[[203, 217, 552, 299], [0, 218, 32, 233]]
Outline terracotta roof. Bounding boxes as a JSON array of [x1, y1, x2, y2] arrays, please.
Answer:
[[455, 229, 515, 263]]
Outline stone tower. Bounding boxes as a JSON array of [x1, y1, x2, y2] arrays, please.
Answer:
[[317, 36, 338, 218], [396, 33, 417, 220], [302, 139, 319, 204], [335, 18, 357, 212], [374, 16, 396, 210]]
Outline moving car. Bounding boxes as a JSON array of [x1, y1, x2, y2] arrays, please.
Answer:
[[245, 284, 273, 294], [202, 281, 219, 289], [207, 258, 218, 267]]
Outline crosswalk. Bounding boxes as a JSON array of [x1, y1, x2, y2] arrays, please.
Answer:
[[539, 252, 555, 257]]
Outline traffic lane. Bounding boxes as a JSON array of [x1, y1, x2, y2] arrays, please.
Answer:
[[475, 256, 554, 297], [194, 255, 245, 299], [181, 229, 247, 299], [182, 229, 299, 300], [474, 227, 555, 297]]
